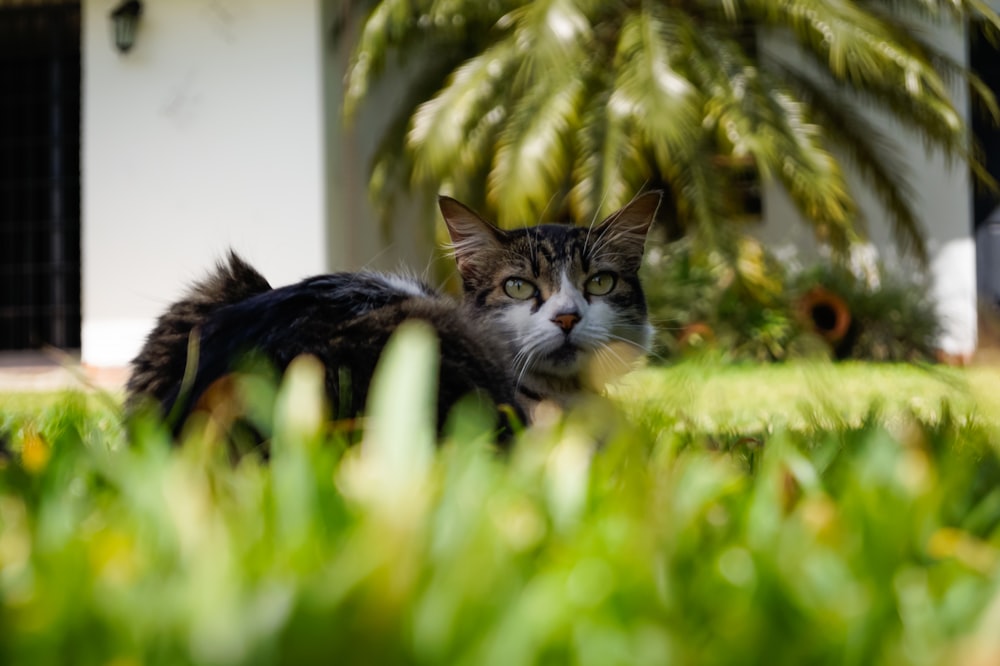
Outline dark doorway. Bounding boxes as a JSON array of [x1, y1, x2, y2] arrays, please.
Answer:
[[972, 27, 1000, 228], [0, 1, 81, 350]]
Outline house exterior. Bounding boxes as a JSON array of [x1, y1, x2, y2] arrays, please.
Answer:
[[755, 14, 992, 360], [1, 0, 997, 367]]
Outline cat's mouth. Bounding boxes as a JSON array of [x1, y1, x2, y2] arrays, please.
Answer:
[[526, 335, 601, 378], [547, 341, 581, 363]]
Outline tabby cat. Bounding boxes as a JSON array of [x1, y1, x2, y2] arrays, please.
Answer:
[[125, 191, 660, 442]]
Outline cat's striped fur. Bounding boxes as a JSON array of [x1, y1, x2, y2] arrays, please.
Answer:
[[125, 192, 660, 443], [441, 192, 659, 412]]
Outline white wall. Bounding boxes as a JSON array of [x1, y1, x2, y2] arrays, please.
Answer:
[[321, 2, 436, 274], [755, 17, 977, 357], [82, 0, 439, 366], [82, 0, 330, 366]]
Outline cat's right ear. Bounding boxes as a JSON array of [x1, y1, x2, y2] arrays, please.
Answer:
[[438, 196, 504, 276]]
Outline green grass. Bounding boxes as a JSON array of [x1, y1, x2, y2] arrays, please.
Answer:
[[619, 362, 1000, 431], [2, 340, 1000, 665]]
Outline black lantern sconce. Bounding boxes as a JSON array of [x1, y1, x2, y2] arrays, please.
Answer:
[[110, 0, 143, 54]]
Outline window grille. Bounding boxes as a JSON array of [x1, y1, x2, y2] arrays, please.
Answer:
[[0, 1, 81, 350]]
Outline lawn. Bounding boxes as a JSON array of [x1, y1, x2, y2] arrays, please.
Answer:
[[2, 341, 1000, 665]]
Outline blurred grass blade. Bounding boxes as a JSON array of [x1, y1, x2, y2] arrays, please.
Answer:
[[360, 320, 438, 508]]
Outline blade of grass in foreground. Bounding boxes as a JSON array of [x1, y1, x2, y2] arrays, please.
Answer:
[[0, 361, 999, 664]]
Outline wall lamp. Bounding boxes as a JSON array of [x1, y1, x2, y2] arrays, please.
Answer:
[[110, 0, 143, 54]]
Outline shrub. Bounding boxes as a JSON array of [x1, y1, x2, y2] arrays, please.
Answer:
[[791, 266, 941, 362], [642, 241, 941, 363]]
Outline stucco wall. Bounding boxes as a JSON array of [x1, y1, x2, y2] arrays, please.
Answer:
[[755, 17, 977, 356], [82, 0, 438, 367], [82, 0, 330, 366]]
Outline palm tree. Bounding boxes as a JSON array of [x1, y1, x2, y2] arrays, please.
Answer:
[[343, 0, 1000, 263]]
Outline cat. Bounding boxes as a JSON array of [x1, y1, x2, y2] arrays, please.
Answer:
[[440, 192, 660, 412], [125, 191, 660, 444]]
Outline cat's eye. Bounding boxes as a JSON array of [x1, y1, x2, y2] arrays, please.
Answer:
[[586, 272, 616, 296], [503, 278, 537, 300]]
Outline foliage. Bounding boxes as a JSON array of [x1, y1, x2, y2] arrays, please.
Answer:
[[791, 265, 942, 362], [642, 240, 941, 362], [344, 0, 1000, 261], [3, 338, 1000, 664]]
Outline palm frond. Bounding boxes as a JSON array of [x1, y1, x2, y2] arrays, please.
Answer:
[[663, 139, 735, 252], [687, 25, 858, 254], [349, 0, 993, 262], [569, 83, 650, 224], [775, 66, 929, 263], [765, 89, 859, 255], [848, 1, 1000, 126], [746, 0, 954, 107], [344, 0, 515, 120], [487, 72, 586, 227], [470, 0, 599, 225], [364, 50, 471, 233], [612, 5, 704, 164], [343, 0, 423, 120], [407, 41, 521, 183], [503, 0, 593, 71], [757, 31, 970, 175], [860, 0, 1000, 38]]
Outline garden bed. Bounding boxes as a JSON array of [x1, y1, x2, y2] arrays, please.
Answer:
[[2, 358, 999, 665]]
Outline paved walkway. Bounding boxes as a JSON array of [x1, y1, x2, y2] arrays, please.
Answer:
[[0, 351, 128, 394]]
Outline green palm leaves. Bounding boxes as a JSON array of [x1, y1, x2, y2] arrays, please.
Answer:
[[345, 0, 1000, 260]]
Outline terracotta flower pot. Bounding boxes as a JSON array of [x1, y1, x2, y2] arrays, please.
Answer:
[[797, 286, 851, 344], [678, 322, 715, 348]]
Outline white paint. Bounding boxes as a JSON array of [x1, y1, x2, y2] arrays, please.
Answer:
[[755, 17, 977, 356], [932, 237, 978, 354], [81, 0, 443, 366], [81, 318, 156, 368], [82, 0, 330, 365]]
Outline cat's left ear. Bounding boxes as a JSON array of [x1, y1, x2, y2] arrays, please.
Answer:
[[591, 191, 662, 259], [439, 196, 505, 277]]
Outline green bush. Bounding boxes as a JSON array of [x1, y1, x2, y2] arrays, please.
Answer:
[[642, 241, 941, 363], [1, 339, 999, 665], [790, 266, 941, 362]]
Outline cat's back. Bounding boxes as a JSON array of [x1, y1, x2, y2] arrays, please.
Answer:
[[193, 271, 518, 427], [126, 251, 273, 412], [127, 255, 519, 437]]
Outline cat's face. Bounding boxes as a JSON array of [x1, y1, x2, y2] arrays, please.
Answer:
[[440, 193, 660, 397]]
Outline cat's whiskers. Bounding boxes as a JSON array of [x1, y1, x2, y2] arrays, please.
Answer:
[[586, 249, 637, 263], [593, 345, 628, 373], [603, 332, 648, 350], [526, 228, 539, 276], [513, 347, 543, 391], [583, 160, 636, 256], [515, 331, 552, 366], [588, 232, 631, 259], [586, 185, 651, 258], [584, 344, 643, 390], [510, 331, 545, 374], [538, 191, 559, 226], [603, 331, 670, 364], [510, 346, 532, 376]]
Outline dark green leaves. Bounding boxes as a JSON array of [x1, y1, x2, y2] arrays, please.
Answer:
[[346, 0, 1000, 259]]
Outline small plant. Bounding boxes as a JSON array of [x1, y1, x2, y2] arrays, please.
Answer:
[[643, 240, 942, 363], [801, 266, 941, 362]]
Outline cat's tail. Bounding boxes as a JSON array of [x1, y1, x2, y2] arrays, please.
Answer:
[[125, 251, 272, 416]]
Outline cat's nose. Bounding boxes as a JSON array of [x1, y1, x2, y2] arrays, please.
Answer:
[[552, 312, 581, 332]]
